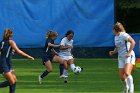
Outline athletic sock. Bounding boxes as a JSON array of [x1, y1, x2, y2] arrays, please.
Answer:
[[40, 70, 49, 79], [63, 69, 68, 76], [125, 78, 129, 89], [126, 75, 134, 93], [70, 64, 76, 71], [9, 82, 16, 93], [0, 81, 10, 88], [59, 64, 64, 76]]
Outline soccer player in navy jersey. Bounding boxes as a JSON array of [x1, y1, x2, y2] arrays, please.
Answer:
[[38, 31, 66, 84], [0, 28, 34, 93]]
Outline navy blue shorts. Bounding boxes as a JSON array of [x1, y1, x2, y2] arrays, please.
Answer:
[[42, 54, 55, 65], [0, 66, 13, 74], [0, 58, 13, 74]]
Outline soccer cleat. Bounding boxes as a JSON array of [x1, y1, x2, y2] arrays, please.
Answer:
[[123, 87, 129, 93], [60, 75, 68, 78], [38, 75, 42, 84], [64, 80, 67, 83], [81, 67, 83, 72]]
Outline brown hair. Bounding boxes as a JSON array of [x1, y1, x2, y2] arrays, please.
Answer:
[[46, 30, 58, 38], [2, 28, 13, 41], [113, 22, 125, 32]]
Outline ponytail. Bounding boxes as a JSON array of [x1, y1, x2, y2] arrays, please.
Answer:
[[2, 28, 13, 41]]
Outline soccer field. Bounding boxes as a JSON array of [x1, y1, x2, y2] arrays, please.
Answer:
[[0, 59, 140, 93]]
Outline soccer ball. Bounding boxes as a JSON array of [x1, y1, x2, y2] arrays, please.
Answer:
[[73, 66, 81, 74]]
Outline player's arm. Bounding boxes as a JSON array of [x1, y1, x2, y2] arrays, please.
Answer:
[[60, 45, 73, 50], [60, 39, 73, 50], [59, 38, 68, 50], [109, 47, 118, 56], [48, 43, 60, 48], [0, 48, 1, 55], [51, 48, 59, 56], [12, 49, 15, 55], [9, 40, 34, 60], [126, 37, 135, 57]]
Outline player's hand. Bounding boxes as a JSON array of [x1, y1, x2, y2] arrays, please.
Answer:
[[126, 52, 131, 58], [109, 51, 114, 56], [71, 54, 74, 57], [68, 46, 73, 49], [28, 56, 35, 60], [12, 49, 15, 55]]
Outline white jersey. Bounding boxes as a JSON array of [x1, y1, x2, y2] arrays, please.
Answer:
[[59, 37, 73, 56], [115, 32, 135, 57]]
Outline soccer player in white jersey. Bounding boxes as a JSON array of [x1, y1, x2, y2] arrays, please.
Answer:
[[109, 22, 136, 93], [59, 30, 77, 82]]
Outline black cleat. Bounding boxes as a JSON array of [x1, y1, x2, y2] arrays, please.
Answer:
[[64, 80, 67, 83], [64, 77, 68, 83], [81, 67, 83, 72]]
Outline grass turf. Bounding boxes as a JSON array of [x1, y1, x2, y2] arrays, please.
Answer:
[[0, 58, 140, 93]]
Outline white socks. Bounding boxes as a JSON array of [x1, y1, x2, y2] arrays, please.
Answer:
[[63, 64, 76, 76], [120, 79, 129, 89], [70, 64, 76, 71], [126, 75, 134, 93], [124, 78, 129, 90]]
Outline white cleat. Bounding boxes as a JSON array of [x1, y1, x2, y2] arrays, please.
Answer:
[[60, 75, 68, 78], [38, 75, 42, 84]]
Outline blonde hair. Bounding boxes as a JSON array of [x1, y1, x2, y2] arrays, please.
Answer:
[[2, 28, 13, 41], [113, 22, 125, 32], [46, 30, 58, 38]]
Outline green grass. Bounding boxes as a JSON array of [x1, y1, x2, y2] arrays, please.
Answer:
[[0, 58, 140, 93]]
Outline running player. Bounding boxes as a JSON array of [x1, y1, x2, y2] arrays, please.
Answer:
[[38, 31, 66, 84], [109, 22, 135, 93], [59, 30, 81, 83], [0, 28, 34, 93]]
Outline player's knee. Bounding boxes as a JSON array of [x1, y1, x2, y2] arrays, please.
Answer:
[[59, 60, 63, 64], [13, 75, 17, 82], [64, 66, 68, 70], [119, 74, 126, 81], [120, 77, 125, 81], [10, 80, 16, 85], [125, 71, 131, 76]]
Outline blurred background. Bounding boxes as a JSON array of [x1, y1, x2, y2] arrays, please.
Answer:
[[0, 0, 139, 58]]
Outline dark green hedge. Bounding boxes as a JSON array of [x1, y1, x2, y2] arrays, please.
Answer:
[[115, 0, 140, 33]]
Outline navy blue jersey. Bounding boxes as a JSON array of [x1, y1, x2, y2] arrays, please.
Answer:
[[44, 37, 54, 55], [42, 38, 56, 63], [0, 40, 12, 69]]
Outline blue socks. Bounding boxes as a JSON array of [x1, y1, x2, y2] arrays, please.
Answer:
[[40, 70, 49, 78], [59, 64, 64, 76], [10, 82, 16, 93], [40, 64, 64, 78], [0, 81, 10, 88], [0, 81, 16, 93]]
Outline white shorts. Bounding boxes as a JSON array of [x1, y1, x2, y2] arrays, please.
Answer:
[[59, 55, 74, 61], [118, 55, 136, 68]]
